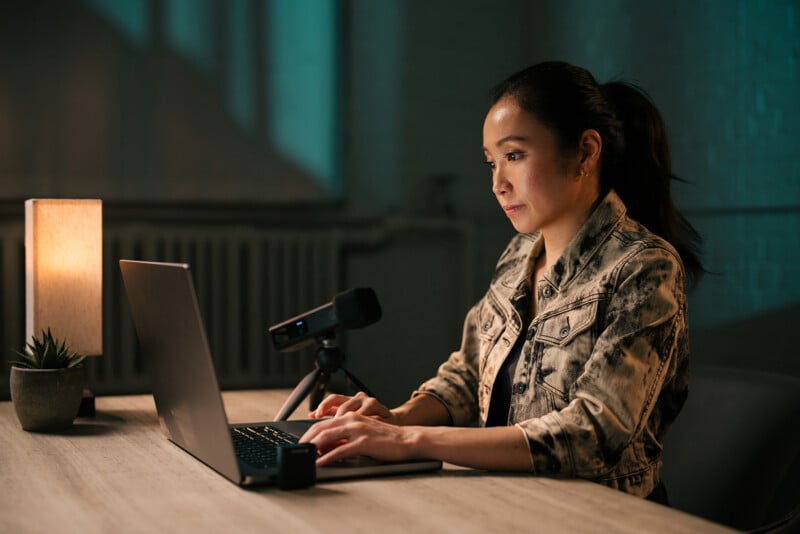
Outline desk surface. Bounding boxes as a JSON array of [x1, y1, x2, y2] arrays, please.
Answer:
[[1, 390, 734, 533]]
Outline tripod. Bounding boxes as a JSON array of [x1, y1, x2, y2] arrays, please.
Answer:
[[274, 334, 376, 421]]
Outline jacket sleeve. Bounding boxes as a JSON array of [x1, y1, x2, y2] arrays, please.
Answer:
[[517, 246, 687, 477], [412, 303, 482, 427]]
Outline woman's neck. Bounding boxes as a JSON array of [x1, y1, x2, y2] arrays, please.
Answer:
[[538, 191, 599, 270]]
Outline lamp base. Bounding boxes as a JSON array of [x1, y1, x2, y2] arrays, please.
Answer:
[[77, 388, 96, 417]]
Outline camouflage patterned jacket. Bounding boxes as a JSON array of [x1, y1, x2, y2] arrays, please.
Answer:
[[414, 190, 689, 497]]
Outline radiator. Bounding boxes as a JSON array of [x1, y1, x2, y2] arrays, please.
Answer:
[[1, 222, 343, 398], [1, 224, 26, 399]]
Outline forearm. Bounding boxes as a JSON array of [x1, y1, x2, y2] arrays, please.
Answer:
[[407, 424, 532, 471], [302, 411, 532, 470], [390, 393, 452, 426]]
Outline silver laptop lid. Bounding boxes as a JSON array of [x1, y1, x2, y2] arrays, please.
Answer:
[[120, 259, 442, 485], [119, 260, 242, 483]]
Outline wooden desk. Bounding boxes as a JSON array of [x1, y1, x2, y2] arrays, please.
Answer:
[[1, 390, 734, 533]]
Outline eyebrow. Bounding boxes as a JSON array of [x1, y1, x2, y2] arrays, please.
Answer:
[[482, 135, 528, 152]]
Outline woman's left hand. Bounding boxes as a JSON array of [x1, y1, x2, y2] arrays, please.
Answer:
[[299, 412, 420, 466]]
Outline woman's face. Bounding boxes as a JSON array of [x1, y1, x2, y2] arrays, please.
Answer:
[[482, 96, 583, 235]]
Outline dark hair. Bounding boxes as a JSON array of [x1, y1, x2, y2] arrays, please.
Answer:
[[489, 61, 703, 286]]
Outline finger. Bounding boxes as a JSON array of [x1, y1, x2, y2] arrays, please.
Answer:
[[334, 392, 368, 418], [312, 429, 369, 466], [314, 394, 350, 416], [298, 417, 334, 443], [303, 414, 361, 450], [316, 440, 364, 466], [299, 412, 353, 443], [310, 394, 352, 418], [355, 397, 390, 418]]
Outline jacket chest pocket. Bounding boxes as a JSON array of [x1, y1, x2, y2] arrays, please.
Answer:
[[534, 300, 599, 405]]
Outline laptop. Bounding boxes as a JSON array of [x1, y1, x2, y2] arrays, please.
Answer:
[[119, 259, 442, 488]]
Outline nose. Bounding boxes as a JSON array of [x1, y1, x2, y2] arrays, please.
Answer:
[[492, 168, 510, 196]]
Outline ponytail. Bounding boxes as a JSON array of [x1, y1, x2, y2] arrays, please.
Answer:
[[602, 82, 704, 286], [489, 62, 704, 287]]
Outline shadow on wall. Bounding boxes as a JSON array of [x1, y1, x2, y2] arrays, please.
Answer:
[[0, 0, 324, 203], [691, 302, 800, 379]]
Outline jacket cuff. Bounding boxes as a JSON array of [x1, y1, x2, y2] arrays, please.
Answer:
[[516, 413, 576, 475]]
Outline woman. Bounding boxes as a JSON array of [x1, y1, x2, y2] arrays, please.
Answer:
[[299, 61, 703, 501]]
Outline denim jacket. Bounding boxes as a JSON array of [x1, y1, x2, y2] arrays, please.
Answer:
[[415, 190, 689, 497]]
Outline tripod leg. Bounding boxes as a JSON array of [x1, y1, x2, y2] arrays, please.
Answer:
[[340, 367, 377, 399], [275, 368, 322, 421], [308, 371, 331, 412]]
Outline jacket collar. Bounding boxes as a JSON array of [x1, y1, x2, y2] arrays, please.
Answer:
[[541, 189, 627, 290], [489, 190, 627, 324]]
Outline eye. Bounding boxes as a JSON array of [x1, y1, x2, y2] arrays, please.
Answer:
[[505, 151, 524, 162], [484, 160, 496, 170]]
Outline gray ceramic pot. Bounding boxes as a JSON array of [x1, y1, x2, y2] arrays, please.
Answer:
[[9, 366, 84, 431]]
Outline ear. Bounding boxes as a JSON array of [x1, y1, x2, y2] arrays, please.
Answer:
[[577, 129, 602, 177]]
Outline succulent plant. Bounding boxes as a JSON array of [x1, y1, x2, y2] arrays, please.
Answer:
[[11, 328, 86, 369]]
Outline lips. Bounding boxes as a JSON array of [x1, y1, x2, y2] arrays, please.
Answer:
[[502, 204, 523, 214]]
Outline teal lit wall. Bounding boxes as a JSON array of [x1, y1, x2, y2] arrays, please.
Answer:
[[83, 0, 150, 46], [268, 0, 339, 194], [520, 0, 800, 331], [83, 0, 341, 195]]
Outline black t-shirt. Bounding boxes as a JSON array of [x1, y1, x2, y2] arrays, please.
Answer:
[[485, 331, 526, 427]]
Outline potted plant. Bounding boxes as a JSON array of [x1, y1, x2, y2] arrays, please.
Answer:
[[9, 328, 86, 431]]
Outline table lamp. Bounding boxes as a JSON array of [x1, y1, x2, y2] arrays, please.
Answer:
[[25, 199, 103, 415]]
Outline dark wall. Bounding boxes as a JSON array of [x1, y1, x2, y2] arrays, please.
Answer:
[[1, 0, 798, 400]]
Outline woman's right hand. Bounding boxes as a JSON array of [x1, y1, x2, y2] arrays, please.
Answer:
[[309, 391, 398, 423]]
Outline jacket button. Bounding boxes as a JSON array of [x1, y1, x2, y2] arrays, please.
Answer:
[[559, 326, 570, 339]]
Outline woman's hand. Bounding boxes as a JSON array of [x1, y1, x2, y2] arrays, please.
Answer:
[[300, 412, 533, 471], [299, 412, 420, 466], [309, 392, 398, 423]]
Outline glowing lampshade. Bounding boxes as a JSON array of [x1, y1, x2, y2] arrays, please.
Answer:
[[25, 199, 103, 356]]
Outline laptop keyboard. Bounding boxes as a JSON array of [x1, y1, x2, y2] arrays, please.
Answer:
[[231, 425, 299, 469]]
